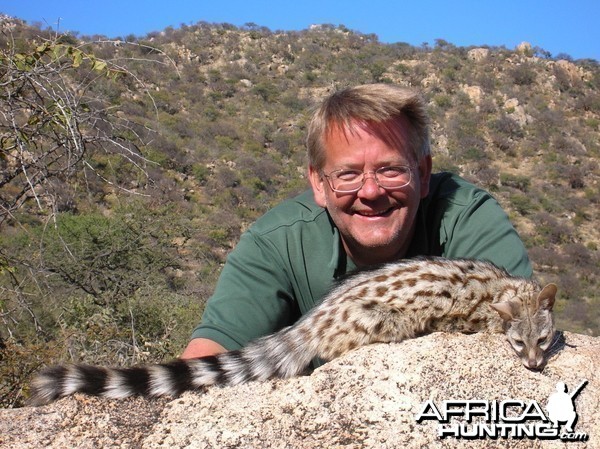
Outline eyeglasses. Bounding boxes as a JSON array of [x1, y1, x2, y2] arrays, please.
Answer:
[[322, 165, 412, 193]]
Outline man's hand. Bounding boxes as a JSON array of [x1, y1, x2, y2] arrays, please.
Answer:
[[180, 338, 227, 359]]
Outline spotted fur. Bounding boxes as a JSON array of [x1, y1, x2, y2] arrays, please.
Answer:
[[29, 257, 556, 405]]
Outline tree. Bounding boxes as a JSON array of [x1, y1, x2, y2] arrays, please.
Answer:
[[0, 31, 178, 407], [0, 35, 153, 225]]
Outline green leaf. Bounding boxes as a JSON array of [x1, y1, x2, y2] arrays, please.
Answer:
[[72, 49, 83, 68], [93, 60, 107, 72], [35, 43, 50, 53]]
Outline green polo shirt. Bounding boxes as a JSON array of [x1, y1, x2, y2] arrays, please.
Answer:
[[191, 172, 532, 350]]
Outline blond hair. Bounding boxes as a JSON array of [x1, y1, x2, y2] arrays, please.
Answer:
[[307, 84, 430, 170]]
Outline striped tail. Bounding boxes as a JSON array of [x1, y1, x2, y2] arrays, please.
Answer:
[[29, 324, 320, 406]]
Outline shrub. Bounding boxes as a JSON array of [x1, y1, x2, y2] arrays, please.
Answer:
[[509, 194, 537, 216], [499, 173, 530, 192], [509, 62, 537, 86], [534, 212, 573, 245], [433, 94, 452, 109], [191, 163, 210, 184], [252, 82, 279, 102]]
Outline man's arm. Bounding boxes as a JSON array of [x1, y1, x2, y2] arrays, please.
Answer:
[[183, 223, 298, 357], [180, 338, 227, 359]]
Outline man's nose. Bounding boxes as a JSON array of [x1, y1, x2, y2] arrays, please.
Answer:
[[357, 173, 384, 198]]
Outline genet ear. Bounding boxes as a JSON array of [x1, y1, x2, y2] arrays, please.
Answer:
[[490, 301, 520, 322], [308, 164, 327, 208], [537, 283, 557, 311]]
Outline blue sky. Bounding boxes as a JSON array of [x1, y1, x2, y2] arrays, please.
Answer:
[[1, 0, 598, 61]]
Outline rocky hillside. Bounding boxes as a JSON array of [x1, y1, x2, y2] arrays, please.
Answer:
[[0, 17, 598, 408]]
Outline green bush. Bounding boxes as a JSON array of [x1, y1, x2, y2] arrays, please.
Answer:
[[499, 173, 530, 192], [509, 194, 537, 216]]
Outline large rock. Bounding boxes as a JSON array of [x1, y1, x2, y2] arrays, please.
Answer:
[[1, 331, 598, 448], [467, 48, 489, 62]]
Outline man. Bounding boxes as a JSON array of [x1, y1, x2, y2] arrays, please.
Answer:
[[181, 84, 531, 360]]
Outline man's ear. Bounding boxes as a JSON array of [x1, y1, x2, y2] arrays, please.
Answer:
[[308, 165, 327, 207], [418, 155, 432, 199]]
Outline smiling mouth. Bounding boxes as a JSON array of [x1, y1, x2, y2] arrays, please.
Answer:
[[354, 206, 396, 217]]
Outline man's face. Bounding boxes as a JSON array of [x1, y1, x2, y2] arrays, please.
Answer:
[[309, 121, 431, 266]]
